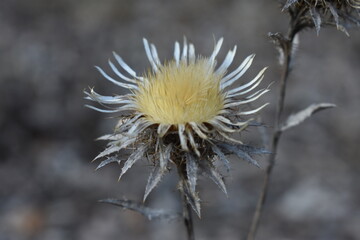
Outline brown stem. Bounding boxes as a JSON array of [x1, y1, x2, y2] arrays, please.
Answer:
[[246, 25, 298, 240], [178, 165, 195, 240], [182, 195, 195, 240]]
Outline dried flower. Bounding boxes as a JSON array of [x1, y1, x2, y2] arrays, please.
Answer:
[[282, 0, 360, 35], [85, 38, 269, 217]]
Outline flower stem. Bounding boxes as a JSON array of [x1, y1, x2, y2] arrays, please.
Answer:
[[246, 24, 299, 240], [177, 164, 195, 240], [182, 193, 195, 240]]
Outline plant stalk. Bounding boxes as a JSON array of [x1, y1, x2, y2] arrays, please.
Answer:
[[246, 24, 299, 240], [177, 164, 195, 240], [182, 194, 195, 240]]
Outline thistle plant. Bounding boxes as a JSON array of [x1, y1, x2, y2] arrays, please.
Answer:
[[246, 1, 359, 239], [85, 38, 269, 239], [84, 1, 360, 238], [283, 0, 360, 35]]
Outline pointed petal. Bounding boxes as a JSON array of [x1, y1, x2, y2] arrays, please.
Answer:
[[216, 45, 237, 74], [188, 43, 195, 64], [95, 66, 138, 90], [209, 38, 223, 65], [85, 89, 132, 104], [85, 104, 136, 113], [236, 103, 269, 115], [174, 41, 180, 66], [181, 37, 188, 63], [226, 67, 267, 95], [143, 38, 159, 72], [207, 119, 237, 133], [112, 51, 143, 81], [108, 60, 137, 83], [157, 124, 171, 137], [216, 130, 244, 144], [189, 122, 208, 139], [226, 73, 266, 98], [224, 89, 269, 108], [214, 115, 249, 127], [150, 44, 161, 67], [186, 128, 200, 156], [197, 123, 213, 133], [178, 124, 189, 151], [220, 54, 255, 89]]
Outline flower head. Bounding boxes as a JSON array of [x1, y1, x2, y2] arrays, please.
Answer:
[[282, 0, 360, 35], [85, 38, 269, 216]]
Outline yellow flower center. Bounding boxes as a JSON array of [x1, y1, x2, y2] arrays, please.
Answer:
[[134, 59, 225, 125]]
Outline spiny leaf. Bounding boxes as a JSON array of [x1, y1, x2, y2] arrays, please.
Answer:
[[143, 143, 173, 201], [94, 136, 136, 161], [159, 143, 172, 169], [200, 160, 227, 196], [143, 165, 166, 202], [186, 153, 198, 194], [280, 103, 336, 132], [119, 145, 147, 180], [310, 7, 322, 35], [94, 146, 122, 161], [282, 0, 299, 10], [327, 2, 340, 28], [217, 143, 261, 168], [95, 156, 120, 170], [179, 180, 201, 218], [96, 133, 123, 141], [236, 144, 271, 155], [99, 198, 180, 221], [335, 23, 350, 37], [211, 144, 231, 172]]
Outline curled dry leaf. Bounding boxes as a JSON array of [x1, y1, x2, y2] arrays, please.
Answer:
[[99, 199, 181, 221], [280, 103, 336, 132]]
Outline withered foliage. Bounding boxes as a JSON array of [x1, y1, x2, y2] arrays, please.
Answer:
[[282, 0, 360, 35]]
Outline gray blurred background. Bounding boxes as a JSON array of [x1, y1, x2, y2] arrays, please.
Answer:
[[1, 0, 359, 240]]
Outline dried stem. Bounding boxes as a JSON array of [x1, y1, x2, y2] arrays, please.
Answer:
[[246, 21, 300, 240], [177, 165, 195, 240], [182, 193, 195, 240]]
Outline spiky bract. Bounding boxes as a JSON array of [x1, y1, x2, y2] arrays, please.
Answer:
[[282, 0, 360, 35]]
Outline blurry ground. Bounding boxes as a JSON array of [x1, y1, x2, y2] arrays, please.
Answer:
[[1, 0, 360, 240]]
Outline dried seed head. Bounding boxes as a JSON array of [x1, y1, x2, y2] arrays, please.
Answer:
[[282, 0, 360, 35]]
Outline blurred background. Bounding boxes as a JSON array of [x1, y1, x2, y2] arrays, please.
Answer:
[[1, 0, 360, 239]]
